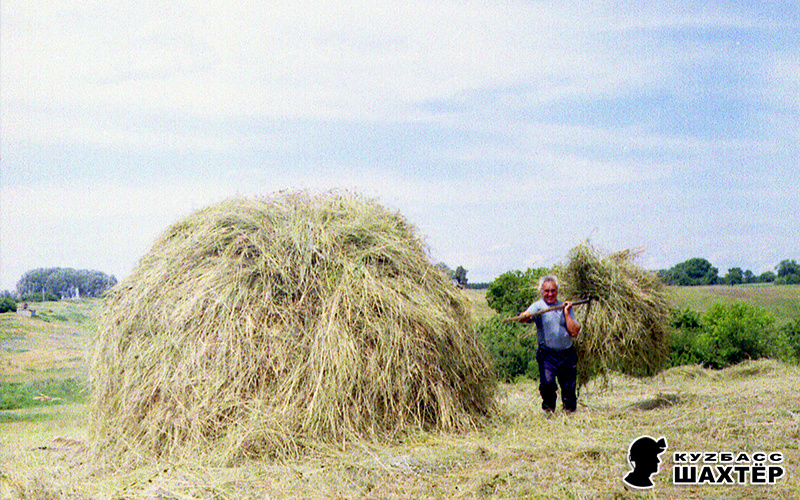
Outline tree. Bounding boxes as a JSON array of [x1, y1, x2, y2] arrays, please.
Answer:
[[16, 267, 117, 299], [661, 258, 719, 286], [758, 271, 776, 283], [775, 259, 800, 285], [486, 267, 551, 315], [453, 266, 468, 287], [724, 267, 743, 285], [777, 259, 800, 278]]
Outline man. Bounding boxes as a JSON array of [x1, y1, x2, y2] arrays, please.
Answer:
[[509, 275, 581, 413]]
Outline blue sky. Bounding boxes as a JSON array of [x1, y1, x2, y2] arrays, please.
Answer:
[[1, 0, 798, 288]]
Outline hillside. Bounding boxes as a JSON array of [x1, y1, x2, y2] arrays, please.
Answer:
[[1, 288, 799, 498]]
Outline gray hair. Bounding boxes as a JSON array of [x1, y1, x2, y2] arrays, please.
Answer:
[[538, 275, 559, 290]]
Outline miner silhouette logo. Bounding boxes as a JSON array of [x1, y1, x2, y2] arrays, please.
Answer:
[[623, 435, 668, 489]]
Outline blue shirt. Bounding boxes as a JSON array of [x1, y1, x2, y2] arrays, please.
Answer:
[[525, 299, 575, 350]]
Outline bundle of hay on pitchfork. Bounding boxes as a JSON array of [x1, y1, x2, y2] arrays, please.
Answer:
[[506, 243, 671, 387]]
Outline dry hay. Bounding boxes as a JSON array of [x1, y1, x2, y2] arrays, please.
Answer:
[[556, 243, 671, 387], [91, 191, 496, 462]]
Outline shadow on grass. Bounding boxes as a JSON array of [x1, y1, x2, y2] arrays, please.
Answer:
[[0, 378, 89, 411], [0, 410, 56, 424]]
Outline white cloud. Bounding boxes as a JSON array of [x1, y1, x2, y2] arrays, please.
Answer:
[[2, 0, 697, 146], [0, 180, 230, 287], [0, 169, 574, 286], [1, 0, 797, 288]]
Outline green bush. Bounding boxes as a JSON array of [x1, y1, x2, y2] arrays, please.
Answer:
[[667, 304, 781, 369], [668, 328, 704, 367], [477, 316, 538, 381], [696, 303, 774, 369], [20, 292, 60, 303], [775, 274, 800, 285], [671, 307, 702, 329], [668, 308, 704, 367], [775, 318, 800, 362], [486, 268, 550, 315], [0, 297, 16, 314]]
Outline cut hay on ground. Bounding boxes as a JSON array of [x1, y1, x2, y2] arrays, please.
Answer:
[[556, 243, 671, 387], [91, 191, 496, 463]]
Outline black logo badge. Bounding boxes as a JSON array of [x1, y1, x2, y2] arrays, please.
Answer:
[[624, 435, 668, 489]]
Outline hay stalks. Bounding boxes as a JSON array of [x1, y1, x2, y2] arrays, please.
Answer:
[[91, 191, 496, 463], [556, 242, 671, 387]]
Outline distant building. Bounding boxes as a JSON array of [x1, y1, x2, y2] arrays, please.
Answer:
[[16, 302, 36, 318]]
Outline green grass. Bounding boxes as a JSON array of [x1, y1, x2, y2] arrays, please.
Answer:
[[26, 299, 97, 327], [0, 410, 58, 424], [0, 378, 90, 411], [0, 314, 25, 340], [667, 284, 800, 325], [1, 300, 97, 387]]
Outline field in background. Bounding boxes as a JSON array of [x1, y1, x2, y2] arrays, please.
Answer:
[[462, 288, 495, 321], [1, 286, 799, 498], [0, 299, 96, 385], [667, 284, 800, 325], [467, 284, 800, 324]]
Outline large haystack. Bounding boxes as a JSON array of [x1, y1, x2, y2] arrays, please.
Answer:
[[556, 243, 671, 387], [91, 191, 495, 462]]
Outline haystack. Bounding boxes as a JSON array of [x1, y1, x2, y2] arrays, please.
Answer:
[[91, 191, 495, 462], [555, 243, 670, 387]]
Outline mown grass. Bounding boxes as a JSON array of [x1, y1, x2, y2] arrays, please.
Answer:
[[1, 360, 798, 499], [1, 288, 798, 498]]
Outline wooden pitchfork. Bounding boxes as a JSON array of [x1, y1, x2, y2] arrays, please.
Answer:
[[502, 298, 592, 323]]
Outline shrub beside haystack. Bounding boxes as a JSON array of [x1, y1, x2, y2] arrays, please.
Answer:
[[91, 191, 495, 462], [556, 243, 671, 387]]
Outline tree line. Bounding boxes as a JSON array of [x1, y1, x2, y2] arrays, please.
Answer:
[[658, 258, 800, 286], [7, 267, 117, 303], [440, 256, 800, 291]]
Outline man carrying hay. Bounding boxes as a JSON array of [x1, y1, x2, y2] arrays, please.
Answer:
[[509, 275, 581, 413]]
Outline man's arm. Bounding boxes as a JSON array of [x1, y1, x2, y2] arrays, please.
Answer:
[[564, 301, 581, 337], [504, 311, 534, 323]]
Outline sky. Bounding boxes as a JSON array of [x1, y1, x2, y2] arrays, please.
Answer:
[[1, 0, 798, 289]]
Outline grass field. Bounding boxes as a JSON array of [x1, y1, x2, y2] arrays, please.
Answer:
[[1, 287, 799, 499], [667, 284, 800, 325]]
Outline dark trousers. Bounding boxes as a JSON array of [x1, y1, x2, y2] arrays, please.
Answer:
[[536, 346, 578, 412]]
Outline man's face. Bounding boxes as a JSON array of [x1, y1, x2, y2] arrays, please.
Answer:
[[541, 281, 558, 305]]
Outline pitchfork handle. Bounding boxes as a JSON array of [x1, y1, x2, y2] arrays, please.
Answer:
[[528, 298, 591, 318], [502, 298, 591, 323]]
